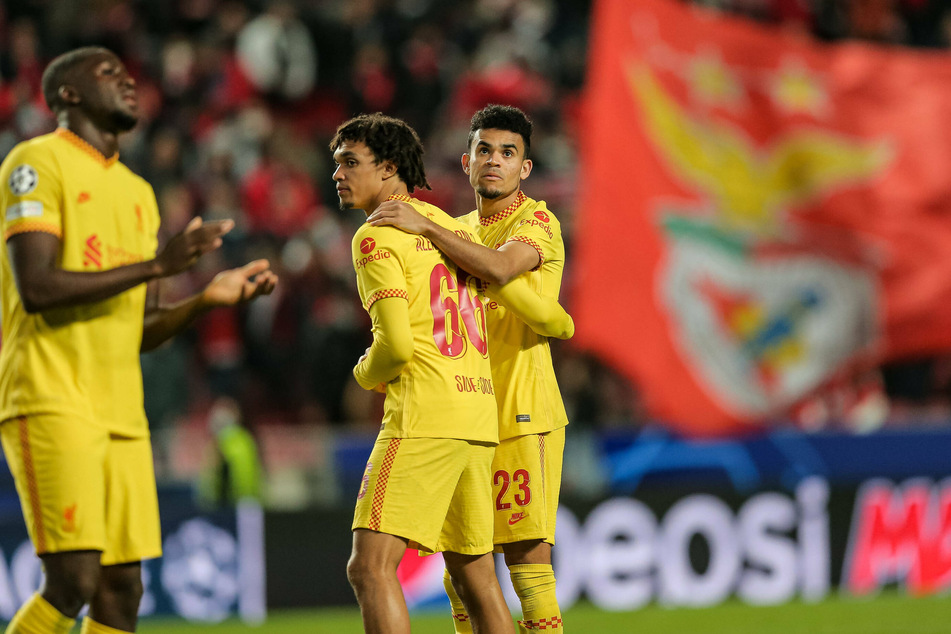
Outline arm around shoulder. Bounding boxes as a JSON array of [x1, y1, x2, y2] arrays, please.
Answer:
[[485, 276, 574, 340]]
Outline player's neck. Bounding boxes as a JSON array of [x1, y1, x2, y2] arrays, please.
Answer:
[[477, 189, 522, 218], [364, 181, 411, 217], [59, 115, 120, 160]]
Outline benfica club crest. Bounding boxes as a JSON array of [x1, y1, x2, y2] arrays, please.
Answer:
[[631, 64, 890, 420]]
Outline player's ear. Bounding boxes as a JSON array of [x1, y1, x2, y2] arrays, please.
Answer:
[[58, 84, 80, 107], [520, 159, 533, 181], [461, 153, 471, 174], [380, 160, 398, 180]]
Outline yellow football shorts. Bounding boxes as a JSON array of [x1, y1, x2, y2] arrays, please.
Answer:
[[352, 436, 496, 555], [0, 415, 162, 565], [492, 427, 565, 550]]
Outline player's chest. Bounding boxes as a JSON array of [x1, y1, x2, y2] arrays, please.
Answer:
[[476, 222, 517, 251], [60, 172, 151, 270]]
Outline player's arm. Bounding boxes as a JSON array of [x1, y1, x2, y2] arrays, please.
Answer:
[[366, 200, 538, 285], [353, 297, 414, 392], [141, 259, 277, 352], [7, 217, 233, 313], [485, 276, 574, 340]]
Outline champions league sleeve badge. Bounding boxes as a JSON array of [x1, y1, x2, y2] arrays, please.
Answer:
[[8, 165, 39, 196]]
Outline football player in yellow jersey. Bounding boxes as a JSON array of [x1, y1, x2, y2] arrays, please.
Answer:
[[368, 105, 568, 632], [334, 113, 573, 634], [0, 47, 277, 634]]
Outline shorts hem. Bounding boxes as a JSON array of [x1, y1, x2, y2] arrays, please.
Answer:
[[102, 550, 163, 566]]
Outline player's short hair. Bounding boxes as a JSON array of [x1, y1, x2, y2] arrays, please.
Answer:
[[329, 113, 431, 193], [41, 46, 112, 112], [468, 104, 533, 160]]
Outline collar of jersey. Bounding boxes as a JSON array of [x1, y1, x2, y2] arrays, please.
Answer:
[[479, 190, 526, 226], [386, 193, 415, 203], [55, 128, 119, 167]]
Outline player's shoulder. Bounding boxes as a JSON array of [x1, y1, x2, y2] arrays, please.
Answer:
[[442, 213, 482, 245], [0, 133, 59, 173], [515, 197, 560, 227], [352, 219, 413, 253], [456, 209, 480, 228]]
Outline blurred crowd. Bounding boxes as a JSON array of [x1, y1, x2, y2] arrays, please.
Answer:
[[0, 0, 641, 436], [694, 0, 951, 47], [2, 0, 951, 447]]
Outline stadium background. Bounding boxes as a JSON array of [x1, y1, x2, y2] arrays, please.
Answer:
[[1, 0, 951, 631]]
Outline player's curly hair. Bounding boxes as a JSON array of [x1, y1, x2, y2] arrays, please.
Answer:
[[41, 46, 110, 112], [329, 113, 431, 193], [467, 105, 533, 160]]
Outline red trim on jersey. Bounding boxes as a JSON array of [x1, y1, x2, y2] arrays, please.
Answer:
[[55, 128, 119, 166], [366, 289, 409, 309], [4, 221, 62, 241], [479, 191, 527, 226], [506, 235, 545, 269], [386, 194, 415, 203]]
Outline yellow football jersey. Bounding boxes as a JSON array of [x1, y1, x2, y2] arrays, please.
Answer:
[[0, 129, 160, 437], [460, 191, 569, 440], [352, 195, 498, 443]]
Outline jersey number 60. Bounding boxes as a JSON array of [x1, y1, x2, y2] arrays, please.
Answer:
[[429, 263, 488, 358]]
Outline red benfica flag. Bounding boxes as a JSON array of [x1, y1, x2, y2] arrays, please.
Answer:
[[575, 0, 951, 436]]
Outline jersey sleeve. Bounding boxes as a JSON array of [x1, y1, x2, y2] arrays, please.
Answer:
[[505, 202, 562, 271], [352, 225, 409, 311], [353, 294, 415, 390], [2, 143, 63, 241], [351, 225, 413, 390], [485, 276, 574, 340]]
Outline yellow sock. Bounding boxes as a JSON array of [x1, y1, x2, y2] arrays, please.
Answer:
[[5, 593, 75, 634], [443, 568, 474, 634], [510, 563, 562, 631], [80, 617, 131, 633]]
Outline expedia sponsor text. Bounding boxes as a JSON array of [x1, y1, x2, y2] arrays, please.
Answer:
[[355, 250, 391, 269]]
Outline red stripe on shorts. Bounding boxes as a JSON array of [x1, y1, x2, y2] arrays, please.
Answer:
[[18, 417, 46, 552], [538, 434, 547, 497], [369, 439, 401, 531]]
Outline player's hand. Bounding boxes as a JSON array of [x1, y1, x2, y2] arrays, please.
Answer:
[[366, 201, 431, 235], [155, 217, 235, 276], [355, 347, 387, 393], [201, 259, 278, 307]]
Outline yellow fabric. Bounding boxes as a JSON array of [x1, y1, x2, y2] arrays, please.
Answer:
[[492, 428, 564, 548], [510, 564, 562, 632], [460, 196, 569, 440], [352, 436, 495, 554], [0, 415, 161, 563], [353, 296, 414, 390], [0, 129, 161, 437], [352, 197, 497, 443], [80, 617, 130, 634], [5, 593, 75, 634], [484, 277, 574, 340], [443, 568, 474, 634]]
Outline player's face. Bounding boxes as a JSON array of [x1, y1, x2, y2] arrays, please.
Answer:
[[72, 52, 139, 132], [332, 141, 391, 212], [463, 128, 532, 201]]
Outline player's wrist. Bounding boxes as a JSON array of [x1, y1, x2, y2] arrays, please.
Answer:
[[144, 258, 165, 280]]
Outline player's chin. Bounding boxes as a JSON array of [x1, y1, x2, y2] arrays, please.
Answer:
[[476, 185, 504, 200], [112, 110, 139, 132]]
